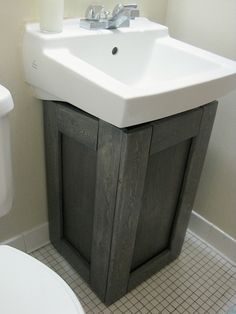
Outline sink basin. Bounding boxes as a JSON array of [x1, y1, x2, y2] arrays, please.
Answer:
[[23, 18, 236, 127]]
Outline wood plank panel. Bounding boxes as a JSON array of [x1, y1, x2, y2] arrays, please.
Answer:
[[90, 121, 123, 301], [62, 134, 97, 263], [151, 108, 202, 155], [131, 139, 191, 270], [105, 125, 152, 304], [43, 101, 62, 243], [57, 104, 98, 151], [170, 102, 218, 257]]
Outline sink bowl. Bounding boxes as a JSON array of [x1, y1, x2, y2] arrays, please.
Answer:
[[23, 18, 236, 127]]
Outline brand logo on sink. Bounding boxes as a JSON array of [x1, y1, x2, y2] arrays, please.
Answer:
[[32, 60, 38, 70]]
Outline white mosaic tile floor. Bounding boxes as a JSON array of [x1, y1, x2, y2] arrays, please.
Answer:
[[31, 232, 236, 313]]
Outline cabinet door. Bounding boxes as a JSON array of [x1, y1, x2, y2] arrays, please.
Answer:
[[128, 102, 217, 292], [44, 101, 99, 282], [131, 108, 202, 271]]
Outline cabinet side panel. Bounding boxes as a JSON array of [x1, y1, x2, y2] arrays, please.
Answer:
[[129, 102, 218, 291], [62, 134, 97, 263], [44, 101, 99, 283], [170, 101, 218, 256], [131, 139, 191, 270]]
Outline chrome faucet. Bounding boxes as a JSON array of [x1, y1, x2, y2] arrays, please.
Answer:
[[80, 4, 140, 30]]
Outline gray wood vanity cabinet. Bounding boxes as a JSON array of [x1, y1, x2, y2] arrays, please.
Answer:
[[44, 100, 217, 305]]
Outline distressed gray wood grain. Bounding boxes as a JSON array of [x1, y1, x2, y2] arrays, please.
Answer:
[[129, 102, 217, 292], [62, 134, 97, 263], [59, 240, 90, 283], [43, 101, 62, 243], [90, 121, 123, 302], [151, 108, 202, 155], [170, 101, 218, 256], [44, 101, 98, 283], [131, 139, 191, 271], [105, 125, 152, 304], [44, 100, 217, 305], [57, 103, 98, 151], [128, 250, 174, 291]]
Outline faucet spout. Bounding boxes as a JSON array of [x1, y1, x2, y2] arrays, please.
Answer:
[[107, 5, 130, 29]]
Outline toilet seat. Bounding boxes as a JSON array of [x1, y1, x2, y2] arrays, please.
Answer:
[[0, 245, 85, 314]]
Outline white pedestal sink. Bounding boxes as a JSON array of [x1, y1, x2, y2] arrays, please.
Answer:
[[23, 18, 236, 127]]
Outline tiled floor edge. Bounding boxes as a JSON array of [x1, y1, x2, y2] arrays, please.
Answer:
[[31, 233, 236, 314], [1, 222, 50, 253], [2, 212, 236, 266], [188, 210, 236, 265]]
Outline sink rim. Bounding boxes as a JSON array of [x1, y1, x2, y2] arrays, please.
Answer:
[[43, 38, 236, 100], [24, 18, 236, 100], [22, 18, 236, 127]]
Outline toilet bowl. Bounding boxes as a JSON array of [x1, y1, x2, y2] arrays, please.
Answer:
[[0, 85, 85, 313], [0, 245, 85, 314]]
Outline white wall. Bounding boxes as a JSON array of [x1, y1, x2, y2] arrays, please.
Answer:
[[0, 1, 47, 242], [166, 0, 236, 238], [0, 0, 168, 242]]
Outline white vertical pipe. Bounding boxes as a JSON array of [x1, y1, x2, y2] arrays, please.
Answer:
[[40, 0, 64, 33], [0, 115, 13, 218]]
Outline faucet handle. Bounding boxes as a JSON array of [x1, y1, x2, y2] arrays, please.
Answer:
[[85, 5, 105, 20], [112, 4, 126, 18], [99, 7, 110, 20]]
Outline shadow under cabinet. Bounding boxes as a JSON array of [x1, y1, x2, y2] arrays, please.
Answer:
[[43, 100, 217, 305]]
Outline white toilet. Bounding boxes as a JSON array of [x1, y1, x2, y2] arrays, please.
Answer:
[[0, 84, 85, 314]]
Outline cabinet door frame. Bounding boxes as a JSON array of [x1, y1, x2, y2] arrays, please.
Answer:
[[44, 101, 99, 283], [128, 102, 217, 293], [92, 124, 153, 304]]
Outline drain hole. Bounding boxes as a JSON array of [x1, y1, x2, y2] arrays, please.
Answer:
[[112, 47, 118, 55]]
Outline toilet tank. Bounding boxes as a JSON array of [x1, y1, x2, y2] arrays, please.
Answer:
[[0, 85, 14, 218]]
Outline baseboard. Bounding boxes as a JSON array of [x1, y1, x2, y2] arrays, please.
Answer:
[[1, 212, 236, 264], [188, 211, 236, 265], [1, 222, 50, 253]]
